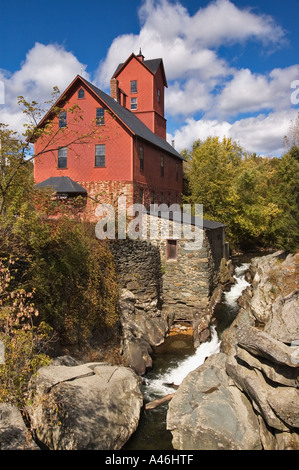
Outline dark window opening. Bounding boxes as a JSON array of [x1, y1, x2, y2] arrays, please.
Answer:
[[167, 240, 178, 261], [131, 80, 137, 93], [78, 88, 85, 99], [96, 108, 105, 125], [95, 144, 105, 167], [161, 155, 164, 177], [58, 146, 67, 168], [131, 97, 137, 110], [139, 146, 144, 171], [59, 111, 67, 128], [139, 189, 143, 204]]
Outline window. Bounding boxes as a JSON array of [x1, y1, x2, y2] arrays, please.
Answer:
[[96, 108, 105, 126], [160, 193, 163, 203], [58, 147, 67, 169], [131, 80, 137, 93], [139, 146, 144, 171], [131, 97, 137, 110], [78, 88, 85, 99], [176, 162, 179, 181], [139, 189, 143, 204], [161, 156, 164, 177], [59, 111, 67, 128], [95, 144, 105, 167], [167, 240, 178, 261], [151, 192, 155, 204], [158, 89, 161, 103]]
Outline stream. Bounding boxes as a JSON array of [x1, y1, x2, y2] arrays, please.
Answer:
[[123, 256, 252, 451]]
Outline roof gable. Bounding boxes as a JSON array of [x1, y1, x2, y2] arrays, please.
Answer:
[[35, 74, 183, 160], [112, 53, 168, 87]]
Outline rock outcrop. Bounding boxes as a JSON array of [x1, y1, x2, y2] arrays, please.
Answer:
[[26, 357, 143, 450], [0, 404, 40, 450], [119, 287, 168, 376], [167, 353, 262, 450], [167, 251, 299, 450]]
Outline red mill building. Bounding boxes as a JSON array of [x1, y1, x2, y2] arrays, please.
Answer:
[[34, 51, 184, 212]]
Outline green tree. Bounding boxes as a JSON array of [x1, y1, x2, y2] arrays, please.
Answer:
[[184, 136, 243, 243], [267, 152, 299, 251], [184, 135, 299, 251]]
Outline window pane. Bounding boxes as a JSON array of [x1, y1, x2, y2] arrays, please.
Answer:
[[59, 111, 67, 128], [96, 108, 105, 125], [139, 146, 144, 170], [131, 80, 137, 93], [95, 144, 105, 167], [131, 98, 137, 110], [161, 156, 164, 177], [58, 147, 67, 168], [78, 88, 85, 99]]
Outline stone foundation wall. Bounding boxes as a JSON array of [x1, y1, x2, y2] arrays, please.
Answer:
[[109, 217, 226, 373], [156, 232, 215, 322]]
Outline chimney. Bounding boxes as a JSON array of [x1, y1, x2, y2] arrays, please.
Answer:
[[110, 78, 119, 101], [137, 48, 145, 62]]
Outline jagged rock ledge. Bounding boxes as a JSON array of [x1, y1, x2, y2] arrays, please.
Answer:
[[167, 251, 299, 450]]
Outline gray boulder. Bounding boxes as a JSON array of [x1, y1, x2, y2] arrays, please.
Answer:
[[167, 353, 262, 450], [0, 403, 39, 450], [120, 288, 168, 375], [26, 359, 143, 450]]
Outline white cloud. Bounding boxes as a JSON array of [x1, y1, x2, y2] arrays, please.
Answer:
[[0, 0, 296, 159], [0, 43, 89, 134], [216, 65, 299, 118], [169, 109, 298, 157], [186, 0, 285, 48], [94, 0, 295, 157], [95, 0, 285, 89]]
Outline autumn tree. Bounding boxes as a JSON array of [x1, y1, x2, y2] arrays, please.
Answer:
[[184, 135, 299, 251]]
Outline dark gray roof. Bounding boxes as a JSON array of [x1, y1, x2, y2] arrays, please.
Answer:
[[148, 209, 226, 230], [81, 77, 184, 161], [113, 58, 163, 78], [35, 177, 87, 194]]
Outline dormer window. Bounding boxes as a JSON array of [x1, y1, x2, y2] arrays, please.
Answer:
[[158, 89, 161, 103], [78, 88, 85, 99]]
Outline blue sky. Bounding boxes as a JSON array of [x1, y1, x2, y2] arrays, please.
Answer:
[[0, 0, 298, 156]]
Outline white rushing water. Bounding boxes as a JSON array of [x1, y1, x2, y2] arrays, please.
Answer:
[[224, 263, 250, 310], [146, 263, 251, 399]]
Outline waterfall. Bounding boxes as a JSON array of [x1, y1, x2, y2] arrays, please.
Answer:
[[224, 263, 250, 310], [145, 262, 250, 399]]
